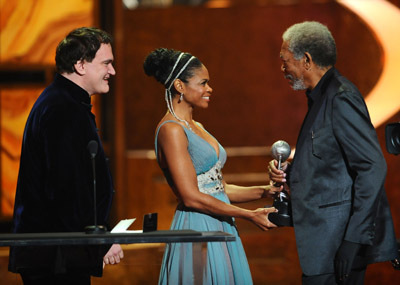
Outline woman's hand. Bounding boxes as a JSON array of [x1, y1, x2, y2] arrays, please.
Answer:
[[262, 184, 284, 198], [249, 207, 278, 230]]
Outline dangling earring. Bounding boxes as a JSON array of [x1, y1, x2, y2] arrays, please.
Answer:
[[178, 93, 184, 103]]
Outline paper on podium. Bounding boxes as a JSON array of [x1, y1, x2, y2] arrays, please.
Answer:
[[111, 218, 143, 233]]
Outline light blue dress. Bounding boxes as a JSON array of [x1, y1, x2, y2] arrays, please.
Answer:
[[155, 120, 253, 285]]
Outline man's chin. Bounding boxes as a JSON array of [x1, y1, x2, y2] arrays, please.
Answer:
[[291, 86, 306, 91], [291, 82, 306, 91], [99, 86, 110, 94], [286, 79, 304, 91]]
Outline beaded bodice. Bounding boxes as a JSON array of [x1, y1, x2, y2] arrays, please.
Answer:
[[197, 160, 224, 194], [155, 120, 227, 195]]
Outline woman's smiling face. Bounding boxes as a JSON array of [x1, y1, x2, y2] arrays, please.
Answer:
[[182, 64, 213, 108]]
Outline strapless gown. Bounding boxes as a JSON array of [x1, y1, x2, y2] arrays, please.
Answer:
[[155, 120, 253, 285]]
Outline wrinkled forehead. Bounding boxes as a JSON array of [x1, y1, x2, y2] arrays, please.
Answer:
[[280, 41, 291, 59]]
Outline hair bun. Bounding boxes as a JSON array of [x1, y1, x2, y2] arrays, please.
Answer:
[[143, 48, 179, 84]]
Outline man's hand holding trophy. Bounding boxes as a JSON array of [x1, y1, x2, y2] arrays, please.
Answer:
[[267, 140, 293, 227]]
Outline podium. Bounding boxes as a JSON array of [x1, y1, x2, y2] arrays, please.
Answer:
[[0, 230, 234, 247], [1, 230, 235, 283]]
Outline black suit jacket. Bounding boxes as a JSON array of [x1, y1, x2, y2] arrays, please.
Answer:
[[287, 68, 398, 276], [9, 74, 114, 276]]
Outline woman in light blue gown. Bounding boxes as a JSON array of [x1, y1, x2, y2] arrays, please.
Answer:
[[143, 48, 281, 285]]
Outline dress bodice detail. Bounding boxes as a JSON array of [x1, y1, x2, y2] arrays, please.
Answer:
[[197, 160, 224, 194], [155, 120, 227, 194]]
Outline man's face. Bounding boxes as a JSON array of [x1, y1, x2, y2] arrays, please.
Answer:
[[83, 43, 116, 95], [280, 41, 306, 91]]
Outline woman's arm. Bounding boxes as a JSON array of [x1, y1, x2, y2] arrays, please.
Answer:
[[157, 123, 277, 230], [225, 183, 282, 203]]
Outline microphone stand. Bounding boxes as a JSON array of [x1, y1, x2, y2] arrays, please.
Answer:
[[85, 140, 107, 234]]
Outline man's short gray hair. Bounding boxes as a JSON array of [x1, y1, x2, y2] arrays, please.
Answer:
[[282, 21, 337, 68]]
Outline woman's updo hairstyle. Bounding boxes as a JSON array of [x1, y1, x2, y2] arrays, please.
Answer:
[[143, 48, 202, 91]]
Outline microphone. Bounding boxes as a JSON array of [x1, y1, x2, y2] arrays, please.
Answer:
[[87, 140, 98, 159], [85, 140, 107, 234], [267, 140, 293, 227]]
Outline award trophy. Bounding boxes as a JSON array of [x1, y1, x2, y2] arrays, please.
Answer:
[[267, 140, 293, 227]]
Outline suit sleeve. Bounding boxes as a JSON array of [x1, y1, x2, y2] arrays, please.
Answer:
[[332, 91, 386, 245]]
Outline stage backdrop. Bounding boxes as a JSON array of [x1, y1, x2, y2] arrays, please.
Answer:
[[0, 0, 98, 217]]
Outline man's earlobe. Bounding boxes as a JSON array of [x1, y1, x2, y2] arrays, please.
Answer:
[[74, 60, 85, 75], [304, 53, 312, 70]]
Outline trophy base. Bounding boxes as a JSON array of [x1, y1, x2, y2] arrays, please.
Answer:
[[268, 212, 293, 227]]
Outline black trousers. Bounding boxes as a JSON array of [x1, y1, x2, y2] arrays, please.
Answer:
[[20, 271, 91, 285], [302, 266, 366, 285]]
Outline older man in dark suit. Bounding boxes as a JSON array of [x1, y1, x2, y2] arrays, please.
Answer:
[[269, 21, 398, 284]]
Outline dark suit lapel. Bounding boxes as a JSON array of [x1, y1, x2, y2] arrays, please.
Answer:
[[295, 90, 326, 154], [294, 68, 336, 154]]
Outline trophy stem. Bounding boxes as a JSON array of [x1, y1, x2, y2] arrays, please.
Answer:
[[277, 154, 282, 169]]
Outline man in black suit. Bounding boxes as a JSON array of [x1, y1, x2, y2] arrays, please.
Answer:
[[9, 27, 123, 284], [269, 21, 398, 284]]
